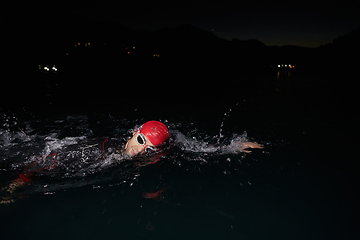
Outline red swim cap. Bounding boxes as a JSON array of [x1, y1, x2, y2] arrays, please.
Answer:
[[140, 121, 169, 147]]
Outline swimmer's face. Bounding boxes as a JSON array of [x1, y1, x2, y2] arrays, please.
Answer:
[[125, 131, 155, 156]]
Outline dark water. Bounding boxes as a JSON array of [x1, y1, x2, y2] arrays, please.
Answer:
[[1, 69, 359, 240]]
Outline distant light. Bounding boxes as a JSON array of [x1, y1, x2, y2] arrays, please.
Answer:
[[52, 65, 57, 72], [133, 46, 135, 49], [289, 64, 292, 67], [44, 66, 49, 71], [127, 52, 130, 54], [278, 65, 280, 68], [285, 64, 288, 67], [78, 42, 80, 46], [88, 42, 90, 46], [66, 52, 69, 56], [39, 64, 41, 70]]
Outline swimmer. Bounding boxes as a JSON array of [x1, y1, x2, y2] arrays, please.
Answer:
[[0, 120, 263, 203]]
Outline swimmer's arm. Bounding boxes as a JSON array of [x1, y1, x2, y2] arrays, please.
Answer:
[[0, 178, 29, 204], [239, 141, 264, 153], [1, 177, 28, 194], [1, 172, 32, 194]]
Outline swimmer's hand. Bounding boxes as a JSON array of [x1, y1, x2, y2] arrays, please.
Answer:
[[239, 142, 264, 153]]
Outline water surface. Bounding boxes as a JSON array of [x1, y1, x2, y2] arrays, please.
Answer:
[[1, 70, 358, 240]]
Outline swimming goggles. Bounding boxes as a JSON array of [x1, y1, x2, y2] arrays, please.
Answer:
[[136, 131, 156, 152]]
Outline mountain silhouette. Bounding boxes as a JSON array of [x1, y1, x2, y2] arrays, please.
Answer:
[[2, 14, 360, 107], [5, 11, 359, 71]]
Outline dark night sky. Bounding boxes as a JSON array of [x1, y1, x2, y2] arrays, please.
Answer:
[[68, 0, 360, 47], [2, 0, 360, 48]]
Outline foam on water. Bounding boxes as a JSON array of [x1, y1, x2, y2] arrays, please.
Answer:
[[173, 130, 248, 154], [1, 112, 257, 198]]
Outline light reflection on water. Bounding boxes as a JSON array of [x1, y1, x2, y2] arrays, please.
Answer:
[[34, 65, 303, 106], [276, 70, 293, 81]]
